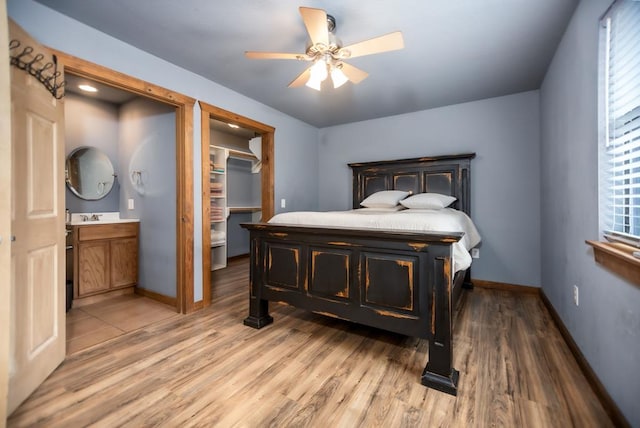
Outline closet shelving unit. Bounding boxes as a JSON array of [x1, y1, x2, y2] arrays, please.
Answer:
[[209, 146, 261, 271], [209, 145, 228, 270]]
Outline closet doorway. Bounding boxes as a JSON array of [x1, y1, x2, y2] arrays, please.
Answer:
[[55, 51, 196, 313], [199, 102, 274, 307]]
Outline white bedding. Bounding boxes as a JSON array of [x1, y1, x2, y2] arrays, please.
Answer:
[[269, 208, 481, 273]]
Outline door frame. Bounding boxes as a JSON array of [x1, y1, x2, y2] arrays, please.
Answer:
[[53, 51, 196, 313], [199, 101, 274, 307]]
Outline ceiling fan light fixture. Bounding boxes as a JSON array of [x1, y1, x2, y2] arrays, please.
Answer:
[[305, 76, 322, 91], [246, 7, 404, 91], [306, 59, 328, 90], [309, 59, 328, 81], [331, 66, 349, 89]]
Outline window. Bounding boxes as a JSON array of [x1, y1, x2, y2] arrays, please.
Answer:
[[599, 0, 640, 246]]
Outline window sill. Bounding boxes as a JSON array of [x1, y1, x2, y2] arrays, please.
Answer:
[[586, 240, 640, 287]]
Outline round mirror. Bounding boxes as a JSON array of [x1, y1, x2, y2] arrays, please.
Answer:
[[65, 147, 116, 200]]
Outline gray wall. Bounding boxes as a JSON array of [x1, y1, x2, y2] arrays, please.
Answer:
[[227, 157, 260, 258], [540, 0, 640, 425], [226, 212, 251, 258], [64, 93, 120, 213], [318, 91, 541, 287], [119, 98, 176, 298], [227, 158, 260, 207], [10, 0, 319, 301]]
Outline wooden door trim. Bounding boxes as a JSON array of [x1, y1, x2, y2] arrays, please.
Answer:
[[198, 101, 274, 308], [52, 50, 196, 313]]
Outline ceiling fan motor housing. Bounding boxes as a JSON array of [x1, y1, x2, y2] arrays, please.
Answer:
[[305, 14, 342, 58], [327, 14, 336, 32]]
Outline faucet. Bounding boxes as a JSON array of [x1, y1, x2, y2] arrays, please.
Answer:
[[80, 215, 89, 222], [90, 214, 102, 221]]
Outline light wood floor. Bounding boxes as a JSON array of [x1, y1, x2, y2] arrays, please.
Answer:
[[8, 258, 613, 427]]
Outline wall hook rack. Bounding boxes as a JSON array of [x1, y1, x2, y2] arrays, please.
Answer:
[[9, 39, 65, 99]]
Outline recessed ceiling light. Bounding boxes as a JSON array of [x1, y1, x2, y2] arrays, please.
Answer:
[[228, 124, 240, 129], [78, 84, 98, 93]]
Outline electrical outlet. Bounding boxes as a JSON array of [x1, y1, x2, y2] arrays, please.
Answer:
[[281, 198, 286, 208], [128, 198, 135, 210], [573, 285, 579, 306], [471, 248, 480, 259]]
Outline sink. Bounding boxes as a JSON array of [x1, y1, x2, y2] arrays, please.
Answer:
[[69, 212, 140, 225], [70, 218, 140, 225]]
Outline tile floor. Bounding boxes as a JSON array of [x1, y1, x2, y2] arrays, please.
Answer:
[[65, 294, 180, 355]]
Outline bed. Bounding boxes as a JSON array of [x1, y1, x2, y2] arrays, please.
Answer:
[[241, 153, 477, 395]]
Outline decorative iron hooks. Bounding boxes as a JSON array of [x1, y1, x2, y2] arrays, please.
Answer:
[[9, 39, 65, 99]]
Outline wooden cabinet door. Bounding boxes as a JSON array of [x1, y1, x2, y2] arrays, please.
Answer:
[[77, 241, 110, 297], [110, 237, 138, 288]]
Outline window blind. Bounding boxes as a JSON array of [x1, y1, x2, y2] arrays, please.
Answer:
[[601, 0, 640, 243]]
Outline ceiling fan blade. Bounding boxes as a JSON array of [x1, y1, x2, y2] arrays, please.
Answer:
[[339, 31, 404, 59], [288, 67, 312, 88], [245, 51, 310, 60], [339, 62, 369, 84], [299, 7, 329, 47]]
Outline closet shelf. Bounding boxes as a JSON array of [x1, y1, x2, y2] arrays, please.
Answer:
[[228, 206, 262, 214], [211, 240, 226, 247], [228, 148, 257, 161]]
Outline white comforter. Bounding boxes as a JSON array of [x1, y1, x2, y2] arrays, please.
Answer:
[[269, 208, 481, 272]]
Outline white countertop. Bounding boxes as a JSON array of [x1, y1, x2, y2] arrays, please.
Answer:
[[68, 212, 140, 226]]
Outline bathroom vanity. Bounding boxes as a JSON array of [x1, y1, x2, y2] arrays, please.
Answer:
[[71, 219, 139, 300], [64, 146, 141, 302]]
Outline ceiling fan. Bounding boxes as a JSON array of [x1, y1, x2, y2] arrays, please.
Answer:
[[245, 7, 404, 90]]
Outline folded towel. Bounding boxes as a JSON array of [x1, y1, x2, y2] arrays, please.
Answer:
[[211, 230, 226, 241]]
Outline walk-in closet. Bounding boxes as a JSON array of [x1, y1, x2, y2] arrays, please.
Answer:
[[209, 119, 261, 270]]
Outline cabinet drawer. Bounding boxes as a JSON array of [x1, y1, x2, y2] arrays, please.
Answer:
[[78, 222, 139, 241]]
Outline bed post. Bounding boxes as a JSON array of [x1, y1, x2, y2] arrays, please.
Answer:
[[421, 254, 458, 395], [244, 296, 273, 329], [463, 269, 474, 289], [243, 236, 273, 329]]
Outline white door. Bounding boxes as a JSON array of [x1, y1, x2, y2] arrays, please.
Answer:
[[1, 1, 13, 421], [7, 19, 66, 415]]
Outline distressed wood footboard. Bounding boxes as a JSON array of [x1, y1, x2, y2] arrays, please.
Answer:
[[241, 222, 464, 395]]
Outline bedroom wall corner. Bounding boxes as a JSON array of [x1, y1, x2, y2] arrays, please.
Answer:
[[318, 90, 542, 289], [539, 0, 640, 425]]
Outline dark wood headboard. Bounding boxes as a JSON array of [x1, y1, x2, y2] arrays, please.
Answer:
[[349, 153, 476, 216]]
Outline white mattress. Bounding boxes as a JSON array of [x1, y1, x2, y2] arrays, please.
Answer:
[[269, 208, 481, 273]]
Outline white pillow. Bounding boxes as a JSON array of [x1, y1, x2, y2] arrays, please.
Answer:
[[400, 193, 456, 209], [360, 190, 410, 208], [356, 206, 406, 212]]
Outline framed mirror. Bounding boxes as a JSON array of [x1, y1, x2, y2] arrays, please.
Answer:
[[65, 146, 116, 200]]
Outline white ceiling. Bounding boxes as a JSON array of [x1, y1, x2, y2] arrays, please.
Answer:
[[34, 0, 579, 128], [65, 74, 138, 104], [65, 75, 257, 140]]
